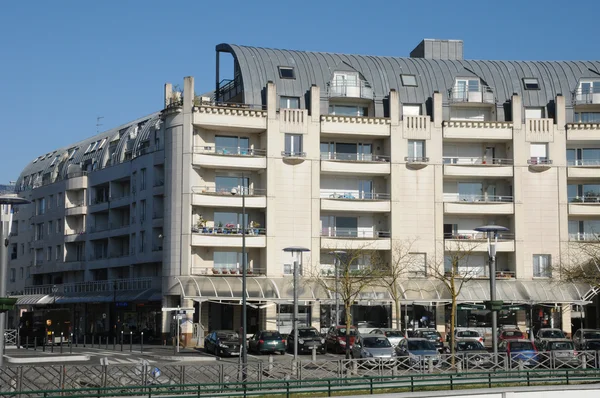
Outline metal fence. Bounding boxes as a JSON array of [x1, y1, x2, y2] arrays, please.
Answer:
[[3, 330, 17, 347]]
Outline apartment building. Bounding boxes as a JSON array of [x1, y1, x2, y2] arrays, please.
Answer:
[[8, 39, 600, 342]]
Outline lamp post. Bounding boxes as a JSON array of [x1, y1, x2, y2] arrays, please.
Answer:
[[0, 194, 31, 367], [329, 251, 346, 327], [231, 182, 247, 376], [283, 246, 310, 363], [474, 224, 509, 357]]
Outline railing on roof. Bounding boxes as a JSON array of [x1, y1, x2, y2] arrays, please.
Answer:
[[448, 85, 495, 104], [193, 146, 266, 156], [327, 80, 374, 100], [573, 87, 600, 105]]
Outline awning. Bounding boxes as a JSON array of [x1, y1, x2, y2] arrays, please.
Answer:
[[54, 289, 161, 304], [13, 294, 52, 305], [519, 281, 593, 305]]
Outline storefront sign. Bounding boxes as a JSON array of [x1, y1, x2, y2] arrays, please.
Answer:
[[458, 304, 486, 310]]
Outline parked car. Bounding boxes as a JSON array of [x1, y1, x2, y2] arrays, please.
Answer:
[[582, 340, 600, 351], [369, 329, 404, 347], [498, 339, 538, 367], [454, 340, 493, 367], [351, 334, 396, 362], [572, 329, 600, 350], [286, 327, 326, 354], [203, 330, 241, 357], [415, 329, 444, 352], [535, 328, 566, 350], [498, 329, 525, 344], [325, 326, 358, 354], [356, 321, 379, 335], [449, 329, 485, 345], [543, 339, 580, 367], [395, 338, 440, 367], [248, 330, 285, 355]]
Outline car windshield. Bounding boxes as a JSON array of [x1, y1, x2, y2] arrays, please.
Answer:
[[457, 341, 485, 351], [337, 328, 357, 336], [541, 330, 565, 338], [298, 329, 320, 337], [261, 331, 281, 339], [457, 331, 479, 338], [408, 340, 437, 351], [503, 331, 524, 338], [420, 331, 439, 338], [363, 337, 391, 348], [384, 331, 403, 337], [585, 341, 600, 350], [583, 331, 600, 339], [217, 332, 239, 340], [549, 342, 573, 350], [510, 342, 534, 351]]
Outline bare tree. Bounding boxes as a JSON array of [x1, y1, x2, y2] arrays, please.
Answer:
[[310, 245, 381, 359], [428, 240, 479, 363], [558, 241, 600, 288]]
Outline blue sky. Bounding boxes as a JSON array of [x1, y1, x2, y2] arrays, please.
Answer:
[[1, 0, 599, 183]]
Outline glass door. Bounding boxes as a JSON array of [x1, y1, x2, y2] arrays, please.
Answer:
[[359, 143, 372, 161], [335, 217, 358, 237], [458, 182, 483, 202], [320, 142, 332, 160], [358, 180, 373, 199], [336, 143, 357, 161]]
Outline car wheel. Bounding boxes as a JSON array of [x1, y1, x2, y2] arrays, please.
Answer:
[[279, 350, 285, 355]]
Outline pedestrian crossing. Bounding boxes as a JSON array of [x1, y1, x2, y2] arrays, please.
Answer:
[[76, 350, 156, 364]]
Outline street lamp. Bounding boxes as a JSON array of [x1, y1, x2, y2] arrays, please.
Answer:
[[474, 224, 509, 357], [283, 246, 310, 363], [328, 250, 346, 327], [230, 182, 247, 375], [0, 194, 31, 367]]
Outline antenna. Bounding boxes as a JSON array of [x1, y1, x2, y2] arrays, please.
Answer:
[[96, 116, 104, 133]]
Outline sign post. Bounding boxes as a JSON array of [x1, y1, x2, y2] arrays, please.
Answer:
[[161, 306, 193, 354]]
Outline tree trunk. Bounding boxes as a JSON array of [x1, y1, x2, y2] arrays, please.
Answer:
[[450, 296, 456, 367], [345, 301, 352, 359], [395, 299, 401, 330]]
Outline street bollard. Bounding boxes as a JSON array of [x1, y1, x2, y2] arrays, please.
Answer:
[[26, 336, 29, 350], [51, 332, 54, 353], [141, 332, 144, 354], [70, 334, 73, 354], [105, 336, 108, 350], [113, 337, 116, 351], [130, 331, 132, 352], [312, 346, 317, 361], [60, 333, 63, 354], [83, 335, 86, 348], [121, 331, 123, 352]]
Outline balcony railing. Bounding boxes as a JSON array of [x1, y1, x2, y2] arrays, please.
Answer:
[[193, 146, 266, 156], [193, 266, 266, 276], [88, 225, 110, 233], [573, 87, 600, 105], [153, 179, 165, 187], [448, 85, 495, 104], [527, 157, 552, 165], [24, 277, 155, 295], [443, 157, 513, 165], [321, 228, 390, 238], [320, 191, 390, 200], [445, 232, 515, 240], [321, 152, 390, 162], [568, 159, 600, 166], [66, 171, 88, 179], [109, 194, 130, 202], [66, 201, 86, 209], [327, 80, 374, 100], [443, 193, 513, 203], [192, 225, 266, 235], [569, 195, 600, 203], [405, 156, 429, 163], [64, 230, 85, 236], [192, 186, 266, 196], [569, 232, 600, 241], [281, 151, 306, 158]]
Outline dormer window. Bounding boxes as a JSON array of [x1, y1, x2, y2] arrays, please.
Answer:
[[401, 74, 418, 87], [278, 66, 295, 79], [328, 70, 373, 101], [453, 78, 480, 100], [575, 80, 600, 105], [523, 78, 540, 90]]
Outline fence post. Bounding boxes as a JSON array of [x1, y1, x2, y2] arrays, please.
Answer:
[[180, 365, 185, 385], [60, 333, 63, 353], [428, 357, 434, 373], [26, 336, 29, 350], [83, 334, 86, 348], [105, 335, 108, 350], [141, 332, 144, 354], [51, 332, 54, 353], [113, 336, 116, 351], [70, 333, 73, 354], [16, 366, 23, 394], [130, 331, 133, 352], [120, 331, 123, 352]]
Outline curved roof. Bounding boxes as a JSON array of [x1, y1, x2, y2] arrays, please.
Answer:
[[217, 43, 600, 110], [16, 112, 161, 191]]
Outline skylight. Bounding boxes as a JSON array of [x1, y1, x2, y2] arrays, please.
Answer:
[[401, 74, 418, 87], [278, 66, 295, 79], [523, 78, 540, 90]]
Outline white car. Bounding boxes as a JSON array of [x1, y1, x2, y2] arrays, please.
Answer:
[[369, 329, 405, 347], [453, 329, 485, 345]]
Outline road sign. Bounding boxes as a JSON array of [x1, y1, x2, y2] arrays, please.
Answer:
[[161, 307, 194, 312]]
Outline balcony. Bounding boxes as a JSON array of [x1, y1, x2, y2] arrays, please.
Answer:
[[443, 157, 513, 177], [568, 196, 600, 215], [320, 228, 391, 250], [65, 202, 87, 216], [442, 121, 513, 141], [320, 115, 390, 137], [88, 199, 109, 213], [405, 156, 430, 170], [448, 85, 495, 105], [191, 227, 266, 248], [567, 123, 600, 141], [65, 172, 88, 190], [109, 194, 130, 209], [527, 157, 553, 171], [444, 232, 515, 252], [24, 277, 156, 296], [443, 194, 514, 215], [193, 146, 266, 170], [321, 153, 390, 175], [193, 104, 267, 133], [192, 186, 267, 208], [320, 192, 390, 213], [192, 266, 266, 276], [445, 268, 516, 280], [64, 230, 86, 243], [573, 88, 600, 106], [327, 81, 373, 101], [567, 160, 600, 178], [569, 233, 600, 242], [109, 222, 130, 236]]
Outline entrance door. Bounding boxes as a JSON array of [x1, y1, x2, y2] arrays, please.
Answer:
[[208, 303, 233, 331]]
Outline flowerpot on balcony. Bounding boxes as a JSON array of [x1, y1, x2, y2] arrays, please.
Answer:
[[212, 268, 220, 275], [247, 270, 253, 275]]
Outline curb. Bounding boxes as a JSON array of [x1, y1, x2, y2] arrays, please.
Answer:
[[4, 355, 91, 364], [144, 355, 217, 362]]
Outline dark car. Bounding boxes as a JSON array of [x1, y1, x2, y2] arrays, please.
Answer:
[[415, 329, 443, 351], [204, 330, 241, 357], [287, 327, 326, 354], [534, 328, 566, 350], [544, 339, 579, 367], [248, 330, 285, 355], [572, 329, 600, 350], [499, 339, 538, 367], [325, 326, 358, 354], [455, 340, 493, 367], [395, 338, 440, 367], [498, 329, 525, 343]]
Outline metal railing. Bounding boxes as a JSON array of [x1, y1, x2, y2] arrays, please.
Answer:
[[443, 157, 513, 165], [327, 80, 374, 100], [569, 232, 600, 241], [448, 85, 495, 103], [321, 228, 390, 238], [527, 157, 553, 165], [573, 87, 600, 105], [193, 145, 266, 156], [321, 152, 390, 162], [196, 266, 267, 275], [405, 156, 429, 163], [66, 171, 88, 179], [192, 225, 266, 235], [23, 277, 154, 295], [569, 195, 600, 203], [65, 201, 85, 209], [153, 179, 164, 187], [281, 151, 306, 158], [445, 232, 515, 240], [321, 191, 390, 200], [108, 194, 130, 202], [568, 159, 600, 166], [192, 186, 266, 196], [443, 193, 514, 203], [64, 230, 85, 236]]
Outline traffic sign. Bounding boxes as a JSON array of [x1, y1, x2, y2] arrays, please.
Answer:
[[161, 307, 194, 312]]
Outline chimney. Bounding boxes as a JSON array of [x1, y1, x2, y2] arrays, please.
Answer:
[[410, 39, 464, 60]]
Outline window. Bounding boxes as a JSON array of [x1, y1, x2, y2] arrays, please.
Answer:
[[458, 182, 483, 201], [56, 245, 61, 261], [283, 263, 292, 275], [19, 267, 24, 279], [280, 96, 300, 109], [284, 134, 303, 156], [47, 246, 52, 261], [533, 254, 551, 278], [140, 230, 145, 252], [57, 192, 63, 207], [97, 138, 107, 150], [21, 243, 24, 255], [215, 135, 250, 155], [453, 79, 480, 100], [328, 104, 367, 116], [140, 168, 147, 190], [407, 140, 426, 160], [9, 269, 15, 283], [48, 195, 53, 209], [36, 223, 44, 240], [523, 78, 540, 90], [56, 219, 62, 233], [530, 143, 548, 163], [574, 112, 600, 123], [278, 66, 295, 79], [567, 148, 600, 166], [214, 251, 247, 271], [48, 221, 53, 235], [403, 105, 421, 116], [214, 211, 249, 228], [131, 233, 136, 254], [401, 74, 418, 87], [49, 155, 59, 167], [215, 176, 249, 195], [408, 253, 427, 277], [37, 198, 46, 215], [140, 200, 146, 223]]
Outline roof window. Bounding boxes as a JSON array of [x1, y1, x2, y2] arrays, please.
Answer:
[[523, 78, 540, 90], [278, 66, 295, 79], [401, 74, 418, 87], [33, 157, 39, 163]]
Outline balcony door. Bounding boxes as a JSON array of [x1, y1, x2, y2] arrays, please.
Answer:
[[458, 182, 483, 202], [215, 136, 249, 155], [336, 217, 358, 237], [214, 211, 249, 228], [335, 143, 357, 161], [215, 175, 249, 195], [358, 180, 373, 200]]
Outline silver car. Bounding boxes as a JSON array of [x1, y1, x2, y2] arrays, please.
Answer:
[[370, 328, 404, 347], [351, 334, 396, 362]]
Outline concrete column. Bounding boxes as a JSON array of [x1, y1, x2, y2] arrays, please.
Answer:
[[511, 94, 522, 126], [555, 94, 566, 128], [161, 296, 172, 343], [433, 92, 443, 128], [562, 304, 572, 337], [311, 301, 321, 330], [267, 81, 277, 119], [435, 304, 446, 335], [310, 85, 320, 119], [389, 89, 400, 126], [265, 303, 277, 330], [180, 298, 195, 347], [164, 83, 172, 108]]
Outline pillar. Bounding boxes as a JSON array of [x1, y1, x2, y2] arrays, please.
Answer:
[[511, 94, 522, 125], [562, 304, 572, 337], [267, 81, 276, 119], [180, 298, 195, 347], [265, 303, 277, 331], [435, 303, 445, 335], [433, 92, 443, 128], [311, 301, 321, 330], [310, 85, 320, 118], [389, 89, 400, 126]]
